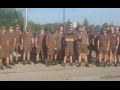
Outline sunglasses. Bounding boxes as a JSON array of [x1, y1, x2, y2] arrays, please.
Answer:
[[16, 26, 19, 27], [10, 28, 13, 29], [70, 25, 73, 26]]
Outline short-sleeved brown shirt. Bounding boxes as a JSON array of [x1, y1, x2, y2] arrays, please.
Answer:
[[36, 32, 46, 47], [56, 31, 64, 45], [14, 30, 22, 43], [0, 32, 9, 48], [108, 32, 118, 46], [21, 32, 34, 46], [88, 30, 99, 42], [98, 34, 110, 46], [64, 32, 74, 48], [46, 32, 56, 47], [6, 31, 16, 46], [76, 31, 88, 45], [116, 31, 120, 41]]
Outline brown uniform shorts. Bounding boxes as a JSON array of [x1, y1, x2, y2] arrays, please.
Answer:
[[47, 46, 55, 55], [109, 46, 117, 53], [9, 45, 15, 54], [36, 46, 44, 55], [57, 45, 62, 52], [0, 47, 9, 59], [15, 43, 20, 52], [77, 45, 88, 54], [99, 46, 108, 55], [23, 45, 32, 52], [65, 47, 73, 56]]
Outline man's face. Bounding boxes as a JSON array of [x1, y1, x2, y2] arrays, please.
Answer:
[[103, 31, 107, 34], [2, 29, 6, 33], [60, 27, 63, 32], [16, 26, 19, 30], [110, 27, 114, 32], [69, 24, 73, 29], [107, 27, 110, 30], [115, 27, 119, 31], [40, 29, 44, 33], [83, 26, 85, 30], [51, 29, 54, 33], [9, 27, 13, 33], [79, 28, 83, 32], [91, 26, 94, 30]]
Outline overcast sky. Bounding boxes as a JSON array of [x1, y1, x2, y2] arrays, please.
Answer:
[[19, 8, 120, 26]]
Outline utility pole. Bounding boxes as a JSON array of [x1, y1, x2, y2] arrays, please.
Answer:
[[63, 8, 65, 33], [24, 8, 27, 32], [99, 17, 101, 30]]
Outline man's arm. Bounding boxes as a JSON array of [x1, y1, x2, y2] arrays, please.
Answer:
[[97, 40, 100, 50], [14, 38, 16, 46], [7, 40, 9, 46], [92, 38, 94, 46]]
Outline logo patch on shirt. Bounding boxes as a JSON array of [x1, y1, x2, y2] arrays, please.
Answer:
[[54, 35, 56, 37], [13, 34, 14, 35], [30, 33, 31, 35], [6, 35, 7, 36], [113, 35, 116, 36], [119, 33, 120, 34]]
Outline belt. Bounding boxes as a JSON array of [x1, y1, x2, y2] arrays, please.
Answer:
[[100, 45, 107, 46], [77, 44, 86, 46]]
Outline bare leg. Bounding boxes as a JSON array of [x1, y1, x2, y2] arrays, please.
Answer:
[[36, 54, 39, 62], [64, 56, 67, 63], [0, 59, 2, 67], [104, 55, 107, 63], [51, 55, 53, 62], [81, 53, 84, 60], [27, 51, 30, 61], [109, 52, 112, 64], [23, 52, 26, 61], [70, 56, 72, 63], [6, 57, 9, 66], [16, 52, 19, 61], [84, 53, 88, 63], [113, 53, 117, 64], [78, 54, 81, 63], [10, 54, 13, 63], [99, 54, 101, 63]]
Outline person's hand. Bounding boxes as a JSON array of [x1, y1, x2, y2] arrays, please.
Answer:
[[35, 44, 37, 48], [93, 43, 95, 46], [79, 36, 82, 39], [21, 45, 23, 48], [97, 47, 99, 50], [116, 45, 118, 50], [47, 46, 49, 49]]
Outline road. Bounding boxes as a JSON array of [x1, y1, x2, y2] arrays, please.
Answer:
[[0, 51, 120, 81]]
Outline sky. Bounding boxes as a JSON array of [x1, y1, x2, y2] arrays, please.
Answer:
[[19, 8, 120, 26]]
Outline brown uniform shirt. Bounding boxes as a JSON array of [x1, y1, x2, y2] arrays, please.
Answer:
[[21, 32, 34, 46], [6, 31, 16, 46], [115, 31, 120, 42], [108, 32, 118, 46], [88, 30, 99, 42], [14, 30, 22, 43], [55, 31, 64, 45], [64, 32, 74, 48], [36, 32, 46, 47], [0, 32, 9, 48], [46, 32, 56, 47], [76, 31, 88, 45], [98, 34, 110, 46]]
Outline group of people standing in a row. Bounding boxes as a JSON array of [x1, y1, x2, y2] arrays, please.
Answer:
[[0, 23, 120, 70]]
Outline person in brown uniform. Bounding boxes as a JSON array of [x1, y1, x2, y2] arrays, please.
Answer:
[[106, 26, 110, 34], [14, 24, 22, 64], [108, 26, 119, 67], [6, 26, 16, 66], [35, 27, 46, 64], [97, 28, 110, 67], [75, 26, 90, 67], [88, 25, 99, 63], [54, 26, 64, 64], [115, 26, 120, 64], [63, 29, 75, 67], [92, 34, 99, 64], [0, 26, 13, 69], [21, 27, 34, 65], [46, 27, 56, 66]]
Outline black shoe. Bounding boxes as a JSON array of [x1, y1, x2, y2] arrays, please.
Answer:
[[85, 63, 90, 67], [114, 64, 118, 67], [117, 61, 119, 64], [47, 62, 49, 67], [38, 60, 42, 63], [15, 61, 19, 64], [70, 63, 73, 66], [63, 63, 66, 67], [6, 66, 13, 69], [10, 62, 15, 66], [23, 61, 26, 65], [50, 61, 54, 65], [34, 61, 38, 64], [103, 63, 107, 67], [27, 61, 32, 64], [108, 63, 112, 67], [42, 60, 45, 64], [0, 66, 4, 70], [77, 62, 81, 67]]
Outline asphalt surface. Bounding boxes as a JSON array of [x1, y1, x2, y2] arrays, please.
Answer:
[[0, 51, 120, 81]]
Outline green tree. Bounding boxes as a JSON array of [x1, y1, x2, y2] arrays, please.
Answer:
[[82, 18, 90, 30], [102, 23, 108, 28]]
